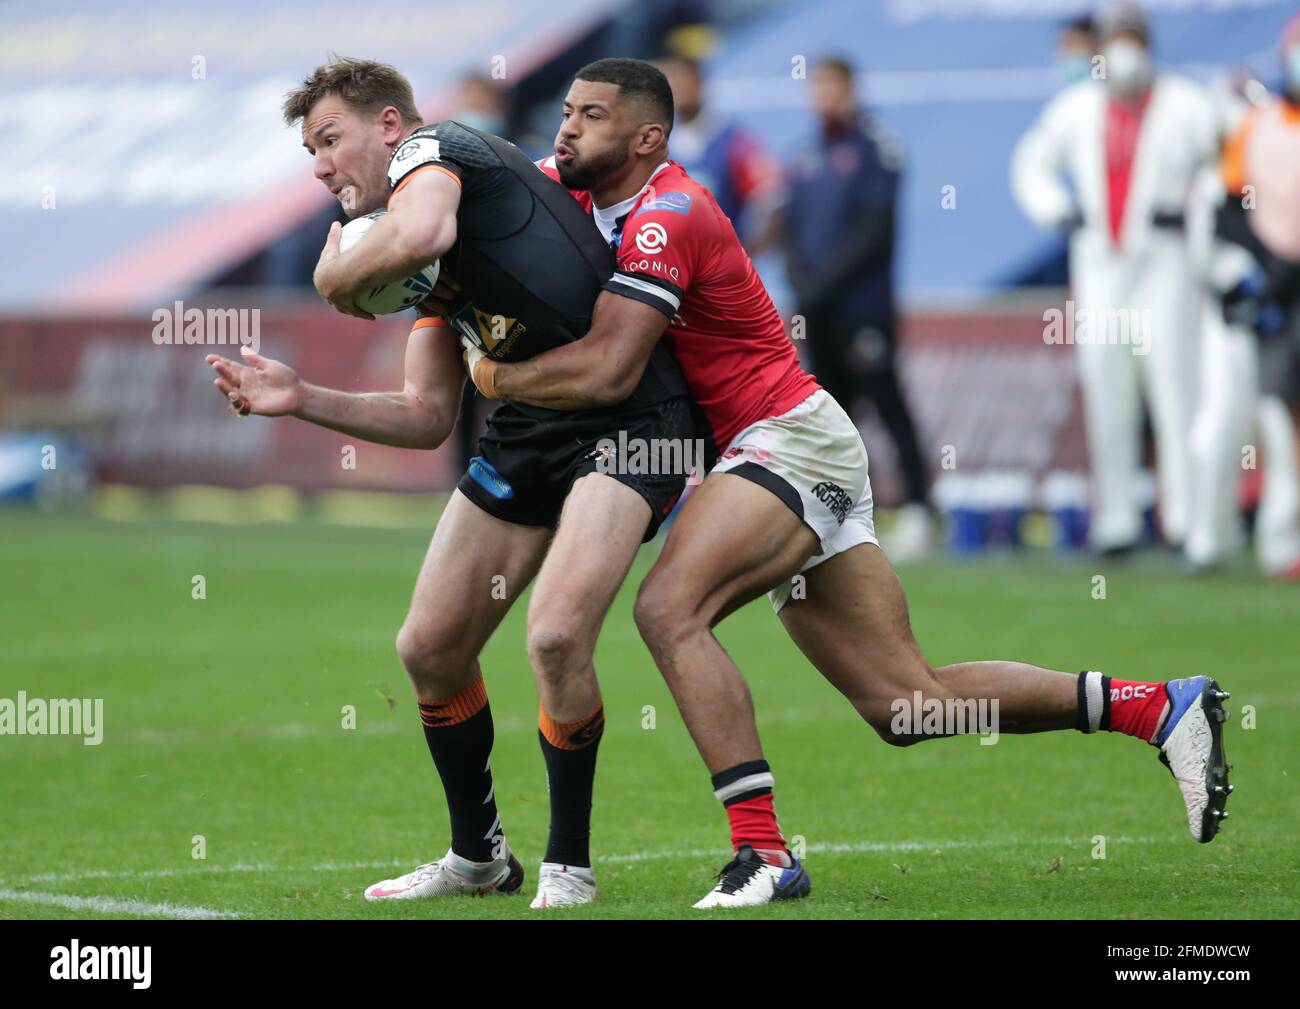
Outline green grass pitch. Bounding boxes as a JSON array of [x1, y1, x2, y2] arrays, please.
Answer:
[[1, 508, 1296, 919]]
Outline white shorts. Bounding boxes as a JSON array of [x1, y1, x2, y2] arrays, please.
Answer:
[[710, 389, 878, 613]]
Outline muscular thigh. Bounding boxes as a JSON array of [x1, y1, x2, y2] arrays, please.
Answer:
[[527, 472, 651, 642], [404, 488, 552, 660], [643, 471, 819, 627], [779, 541, 931, 706]]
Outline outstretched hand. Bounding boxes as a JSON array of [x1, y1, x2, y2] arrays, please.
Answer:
[[206, 345, 302, 417]]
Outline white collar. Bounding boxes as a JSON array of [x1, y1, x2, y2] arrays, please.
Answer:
[[592, 161, 671, 243]]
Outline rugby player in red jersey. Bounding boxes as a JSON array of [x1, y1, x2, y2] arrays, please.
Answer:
[[463, 58, 1234, 908]]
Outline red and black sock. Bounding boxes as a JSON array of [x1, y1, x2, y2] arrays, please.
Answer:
[[711, 759, 788, 866], [1076, 670, 1170, 743], [538, 702, 605, 868], [417, 672, 502, 863]]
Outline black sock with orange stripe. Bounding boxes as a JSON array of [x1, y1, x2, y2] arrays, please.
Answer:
[[418, 672, 502, 864], [538, 702, 605, 868]]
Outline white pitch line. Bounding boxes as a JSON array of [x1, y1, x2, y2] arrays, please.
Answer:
[[12, 836, 1171, 886], [19, 858, 412, 885], [0, 888, 242, 919], [20, 861, 279, 884], [117, 716, 532, 746], [597, 835, 1167, 863], [96, 688, 1297, 746]]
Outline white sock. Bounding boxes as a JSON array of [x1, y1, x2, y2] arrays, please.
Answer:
[[445, 847, 506, 880], [540, 861, 595, 883]]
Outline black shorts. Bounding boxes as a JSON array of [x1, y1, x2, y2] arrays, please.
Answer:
[[457, 396, 695, 542]]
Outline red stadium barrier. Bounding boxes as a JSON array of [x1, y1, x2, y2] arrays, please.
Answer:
[[0, 298, 1084, 499], [902, 305, 1087, 466], [873, 303, 1086, 504], [0, 303, 456, 492]]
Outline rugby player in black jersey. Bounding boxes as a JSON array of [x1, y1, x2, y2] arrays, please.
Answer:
[[206, 57, 697, 908]]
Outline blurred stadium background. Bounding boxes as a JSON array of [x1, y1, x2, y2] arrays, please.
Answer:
[[3, 0, 1293, 538]]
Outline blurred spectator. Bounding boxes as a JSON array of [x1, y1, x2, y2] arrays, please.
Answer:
[[1055, 13, 1098, 86], [1012, 2, 1217, 555], [656, 55, 783, 250], [1213, 13, 1300, 578], [452, 72, 509, 136], [1021, 14, 1101, 289], [1184, 73, 1261, 573], [1185, 64, 1300, 578], [780, 56, 931, 560], [594, 0, 710, 61]]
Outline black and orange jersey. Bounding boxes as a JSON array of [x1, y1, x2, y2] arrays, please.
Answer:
[[387, 121, 686, 411]]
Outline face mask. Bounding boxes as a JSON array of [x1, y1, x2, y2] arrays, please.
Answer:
[[455, 111, 505, 137], [1056, 53, 1092, 84], [1103, 39, 1152, 95]]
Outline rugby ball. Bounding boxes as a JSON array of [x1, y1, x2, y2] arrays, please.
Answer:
[[337, 210, 440, 315]]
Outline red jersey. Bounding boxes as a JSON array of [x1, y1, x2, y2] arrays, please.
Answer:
[[1104, 93, 1151, 247], [537, 157, 819, 451]]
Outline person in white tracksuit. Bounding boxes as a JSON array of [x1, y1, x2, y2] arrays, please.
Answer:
[[1186, 166, 1262, 568], [1012, 4, 1217, 552], [1185, 102, 1300, 575], [1195, 18, 1300, 579]]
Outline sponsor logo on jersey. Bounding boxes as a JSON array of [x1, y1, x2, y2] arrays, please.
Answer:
[[395, 137, 435, 163], [811, 481, 852, 524], [450, 305, 524, 357], [468, 456, 514, 500], [389, 135, 443, 189], [635, 191, 692, 216], [471, 307, 518, 350], [634, 221, 668, 255], [624, 259, 680, 282]]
